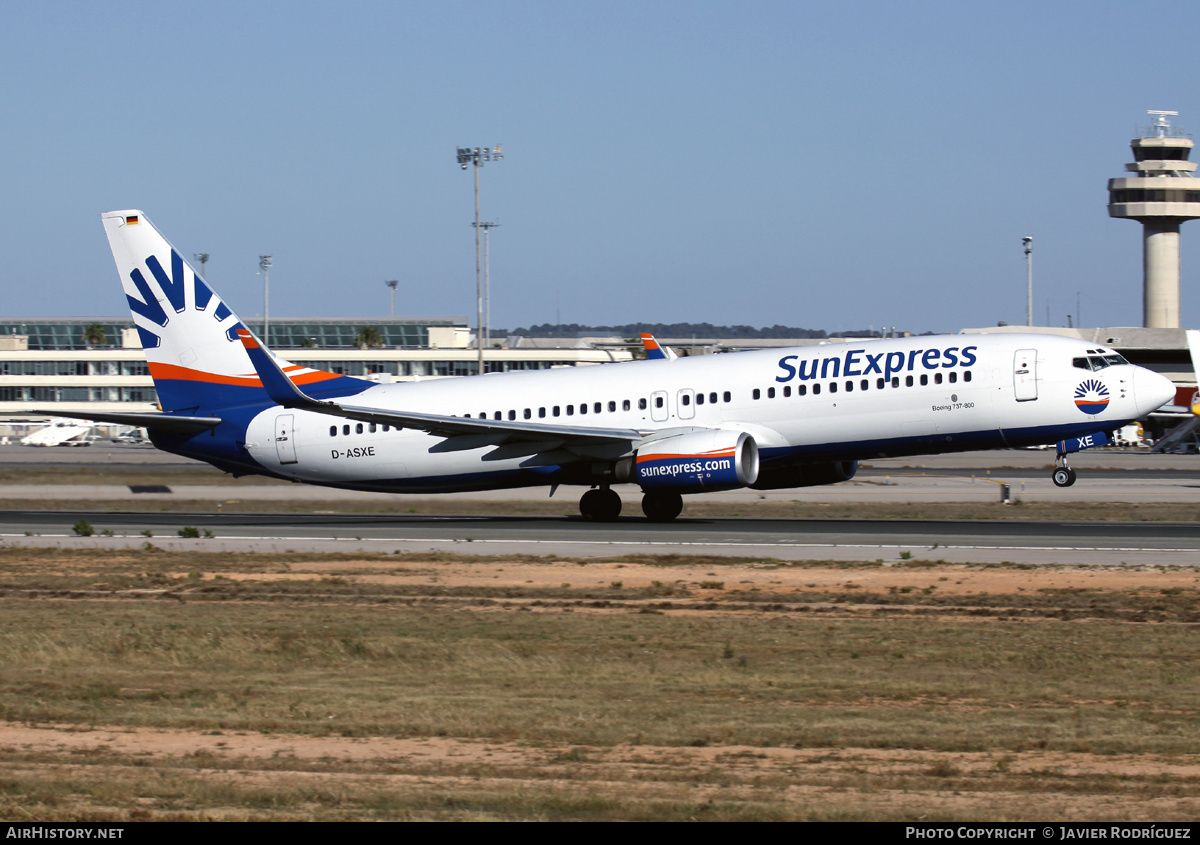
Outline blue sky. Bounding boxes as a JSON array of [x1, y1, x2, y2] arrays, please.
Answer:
[[2, 0, 1198, 333]]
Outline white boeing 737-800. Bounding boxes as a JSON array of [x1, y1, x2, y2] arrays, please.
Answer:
[[54, 210, 1176, 521]]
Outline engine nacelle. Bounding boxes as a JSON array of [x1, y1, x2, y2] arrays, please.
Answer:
[[632, 430, 759, 492], [749, 460, 858, 490]]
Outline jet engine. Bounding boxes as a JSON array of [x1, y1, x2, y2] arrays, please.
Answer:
[[749, 460, 858, 490], [621, 430, 759, 492]]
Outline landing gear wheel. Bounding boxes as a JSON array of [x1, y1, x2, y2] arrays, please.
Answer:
[[1052, 467, 1077, 488], [641, 491, 683, 522], [579, 488, 622, 521]]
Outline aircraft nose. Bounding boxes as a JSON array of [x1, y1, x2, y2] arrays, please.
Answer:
[[1133, 367, 1176, 415]]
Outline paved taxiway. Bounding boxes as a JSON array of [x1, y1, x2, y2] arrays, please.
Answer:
[[1, 444, 1197, 564]]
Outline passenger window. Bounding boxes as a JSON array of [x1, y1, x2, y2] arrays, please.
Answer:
[[905, 375, 913, 387], [553, 406, 561, 417], [813, 383, 821, 395], [638, 398, 647, 410], [623, 399, 631, 411], [753, 389, 761, 400], [845, 381, 853, 392], [329, 426, 337, 437], [860, 379, 868, 390], [964, 371, 972, 382], [782, 386, 790, 397], [579, 404, 587, 415], [355, 423, 363, 434], [608, 401, 616, 412], [383, 425, 390, 432], [538, 407, 546, 418], [343, 425, 350, 435], [876, 378, 885, 390], [949, 372, 958, 383], [829, 382, 837, 394], [920, 374, 928, 386], [594, 402, 601, 413], [891, 377, 900, 388], [723, 391, 731, 402], [710, 392, 718, 404], [508, 410, 516, 420], [369, 423, 377, 433], [682, 394, 691, 406], [767, 387, 775, 399], [566, 405, 574, 416], [934, 373, 943, 384], [523, 409, 531, 419], [655, 396, 664, 408], [798, 384, 807, 396], [494, 411, 501, 420], [696, 393, 705, 404]]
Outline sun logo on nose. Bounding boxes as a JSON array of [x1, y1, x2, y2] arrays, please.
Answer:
[[1074, 379, 1110, 415]]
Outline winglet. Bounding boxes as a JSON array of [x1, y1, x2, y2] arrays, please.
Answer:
[[235, 329, 325, 409], [640, 333, 677, 361]]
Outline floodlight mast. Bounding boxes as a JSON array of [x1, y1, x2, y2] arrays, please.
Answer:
[[473, 222, 499, 348], [1022, 237, 1033, 326], [457, 145, 503, 375], [385, 280, 399, 318], [259, 254, 273, 346]]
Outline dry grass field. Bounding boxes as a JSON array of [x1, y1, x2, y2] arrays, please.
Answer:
[[1, 546, 1199, 820]]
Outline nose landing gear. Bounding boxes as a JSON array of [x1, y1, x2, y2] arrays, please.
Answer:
[[1051, 458, 1077, 488]]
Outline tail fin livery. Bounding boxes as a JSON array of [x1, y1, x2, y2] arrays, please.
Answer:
[[640, 333, 677, 361], [101, 210, 369, 413]]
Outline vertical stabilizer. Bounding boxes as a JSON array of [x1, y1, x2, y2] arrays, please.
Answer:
[[101, 210, 367, 413], [639, 333, 677, 360], [102, 210, 265, 411]]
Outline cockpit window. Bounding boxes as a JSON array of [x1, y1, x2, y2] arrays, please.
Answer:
[[1076, 353, 1129, 371]]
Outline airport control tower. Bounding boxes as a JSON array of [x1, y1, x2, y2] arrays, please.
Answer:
[[1108, 111, 1200, 328]]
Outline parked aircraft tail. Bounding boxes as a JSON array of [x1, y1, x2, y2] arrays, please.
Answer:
[[639, 333, 677, 360]]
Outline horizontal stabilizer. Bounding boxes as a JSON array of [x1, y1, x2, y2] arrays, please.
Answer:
[[6, 410, 221, 433]]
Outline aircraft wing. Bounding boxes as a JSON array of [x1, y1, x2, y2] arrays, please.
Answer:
[[2, 410, 221, 433], [236, 329, 652, 452]]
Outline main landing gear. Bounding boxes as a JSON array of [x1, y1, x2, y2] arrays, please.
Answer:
[[641, 490, 683, 522], [1052, 456, 1077, 488], [579, 487, 622, 521], [578, 488, 685, 522]]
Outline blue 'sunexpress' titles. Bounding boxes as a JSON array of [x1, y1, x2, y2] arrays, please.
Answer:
[[775, 345, 979, 383]]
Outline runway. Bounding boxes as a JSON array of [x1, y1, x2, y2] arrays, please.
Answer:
[[5, 509, 1199, 566], [2, 444, 1197, 564]]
